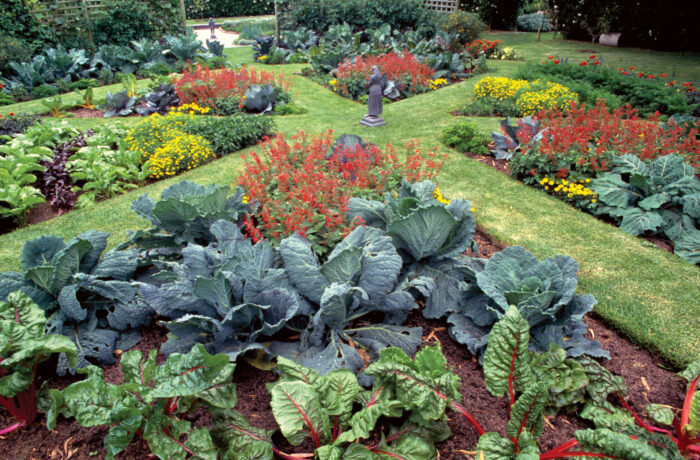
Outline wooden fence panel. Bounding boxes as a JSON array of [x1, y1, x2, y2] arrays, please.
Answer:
[[424, 0, 459, 13]]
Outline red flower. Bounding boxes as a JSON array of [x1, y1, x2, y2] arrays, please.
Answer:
[[593, 60, 601, 65], [557, 168, 569, 179], [660, 73, 666, 78], [548, 55, 554, 59], [589, 54, 596, 59], [622, 71, 629, 75], [580, 61, 588, 66], [637, 72, 644, 77], [647, 74, 654, 79], [530, 169, 537, 176], [682, 81, 691, 87], [617, 67, 623, 71], [553, 59, 560, 64], [669, 81, 675, 86], [9, 112, 14, 116], [628, 66, 635, 70], [691, 87, 696, 92]]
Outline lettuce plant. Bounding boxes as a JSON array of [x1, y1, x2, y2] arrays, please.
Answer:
[[140, 220, 300, 360], [40, 344, 234, 460], [0, 230, 152, 373], [0, 292, 77, 435], [274, 226, 430, 376], [590, 154, 700, 263], [446, 245, 608, 360], [212, 350, 452, 460]]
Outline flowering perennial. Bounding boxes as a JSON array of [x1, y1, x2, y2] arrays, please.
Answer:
[[172, 63, 291, 111], [474, 77, 578, 116], [333, 52, 435, 100], [237, 131, 446, 254]]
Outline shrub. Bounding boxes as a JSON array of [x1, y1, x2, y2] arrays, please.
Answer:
[[438, 11, 486, 45], [185, 0, 273, 18], [0, 113, 39, 144], [333, 52, 435, 100], [173, 63, 292, 112], [149, 133, 216, 179], [30, 84, 59, 99], [465, 39, 503, 58], [0, 91, 14, 106], [472, 76, 578, 117], [89, 0, 157, 46], [514, 60, 695, 117], [0, 36, 35, 75], [509, 103, 700, 185], [516, 12, 553, 32], [291, 0, 436, 35], [442, 121, 490, 155], [236, 131, 446, 255], [463, 97, 519, 117]]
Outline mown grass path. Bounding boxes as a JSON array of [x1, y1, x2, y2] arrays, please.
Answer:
[[0, 35, 697, 366]]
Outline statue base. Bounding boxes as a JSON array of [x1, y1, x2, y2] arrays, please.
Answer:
[[210, 34, 217, 39], [360, 115, 386, 127]]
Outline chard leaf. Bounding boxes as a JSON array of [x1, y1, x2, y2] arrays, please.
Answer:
[[211, 410, 275, 460], [143, 413, 217, 460], [483, 306, 534, 397], [506, 383, 547, 440], [574, 428, 672, 460], [270, 380, 330, 446], [645, 403, 674, 426], [475, 432, 515, 459], [679, 361, 700, 382], [580, 401, 635, 430]]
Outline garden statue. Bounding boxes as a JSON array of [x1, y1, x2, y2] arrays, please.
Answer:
[[209, 17, 216, 39], [360, 66, 386, 127]]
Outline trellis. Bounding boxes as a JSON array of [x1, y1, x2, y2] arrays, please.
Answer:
[[423, 0, 460, 13], [26, 0, 186, 45]]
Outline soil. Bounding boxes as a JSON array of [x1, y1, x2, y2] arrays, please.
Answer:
[[67, 108, 106, 119], [0, 229, 688, 459], [463, 151, 511, 176]]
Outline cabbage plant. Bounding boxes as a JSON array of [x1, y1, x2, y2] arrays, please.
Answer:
[[0, 230, 151, 373], [274, 226, 431, 376], [447, 246, 608, 360]]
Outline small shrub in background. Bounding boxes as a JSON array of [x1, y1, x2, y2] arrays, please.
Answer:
[[464, 39, 503, 58], [0, 113, 40, 145], [438, 11, 486, 45], [514, 58, 695, 117], [333, 52, 435, 100], [237, 131, 446, 255], [89, 1, 156, 46], [442, 121, 490, 155], [0, 36, 35, 75], [516, 12, 553, 32]]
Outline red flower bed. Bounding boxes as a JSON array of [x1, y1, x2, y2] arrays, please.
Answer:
[[237, 131, 446, 255], [512, 102, 700, 181], [333, 51, 435, 100], [465, 39, 503, 58], [172, 63, 291, 110]]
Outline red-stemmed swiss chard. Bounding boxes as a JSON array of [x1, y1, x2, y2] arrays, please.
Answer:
[[0, 291, 77, 434]]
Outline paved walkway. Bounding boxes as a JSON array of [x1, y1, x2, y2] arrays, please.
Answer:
[[192, 26, 242, 48]]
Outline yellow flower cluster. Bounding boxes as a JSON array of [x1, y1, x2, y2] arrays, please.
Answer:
[[170, 103, 210, 115], [492, 47, 520, 61], [430, 78, 449, 90], [515, 81, 578, 116], [474, 77, 529, 100], [539, 177, 597, 202], [329, 78, 339, 92], [149, 134, 215, 180], [124, 112, 215, 179], [257, 55, 268, 61], [433, 186, 451, 205]]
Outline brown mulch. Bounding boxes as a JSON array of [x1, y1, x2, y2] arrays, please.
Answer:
[[463, 151, 511, 176], [0, 228, 688, 459], [68, 108, 106, 118]]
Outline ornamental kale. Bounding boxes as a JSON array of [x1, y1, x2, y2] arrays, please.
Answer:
[[590, 154, 700, 264], [0, 231, 152, 373], [40, 344, 234, 460], [212, 350, 451, 460], [140, 220, 301, 361], [273, 226, 430, 376], [490, 116, 546, 160], [447, 245, 608, 360], [0, 292, 77, 434]]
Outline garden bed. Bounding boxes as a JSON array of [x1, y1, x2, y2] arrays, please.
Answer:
[[0, 226, 688, 460]]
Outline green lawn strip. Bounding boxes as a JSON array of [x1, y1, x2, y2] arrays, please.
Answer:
[[486, 31, 700, 81], [1, 44, 698, 366]]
